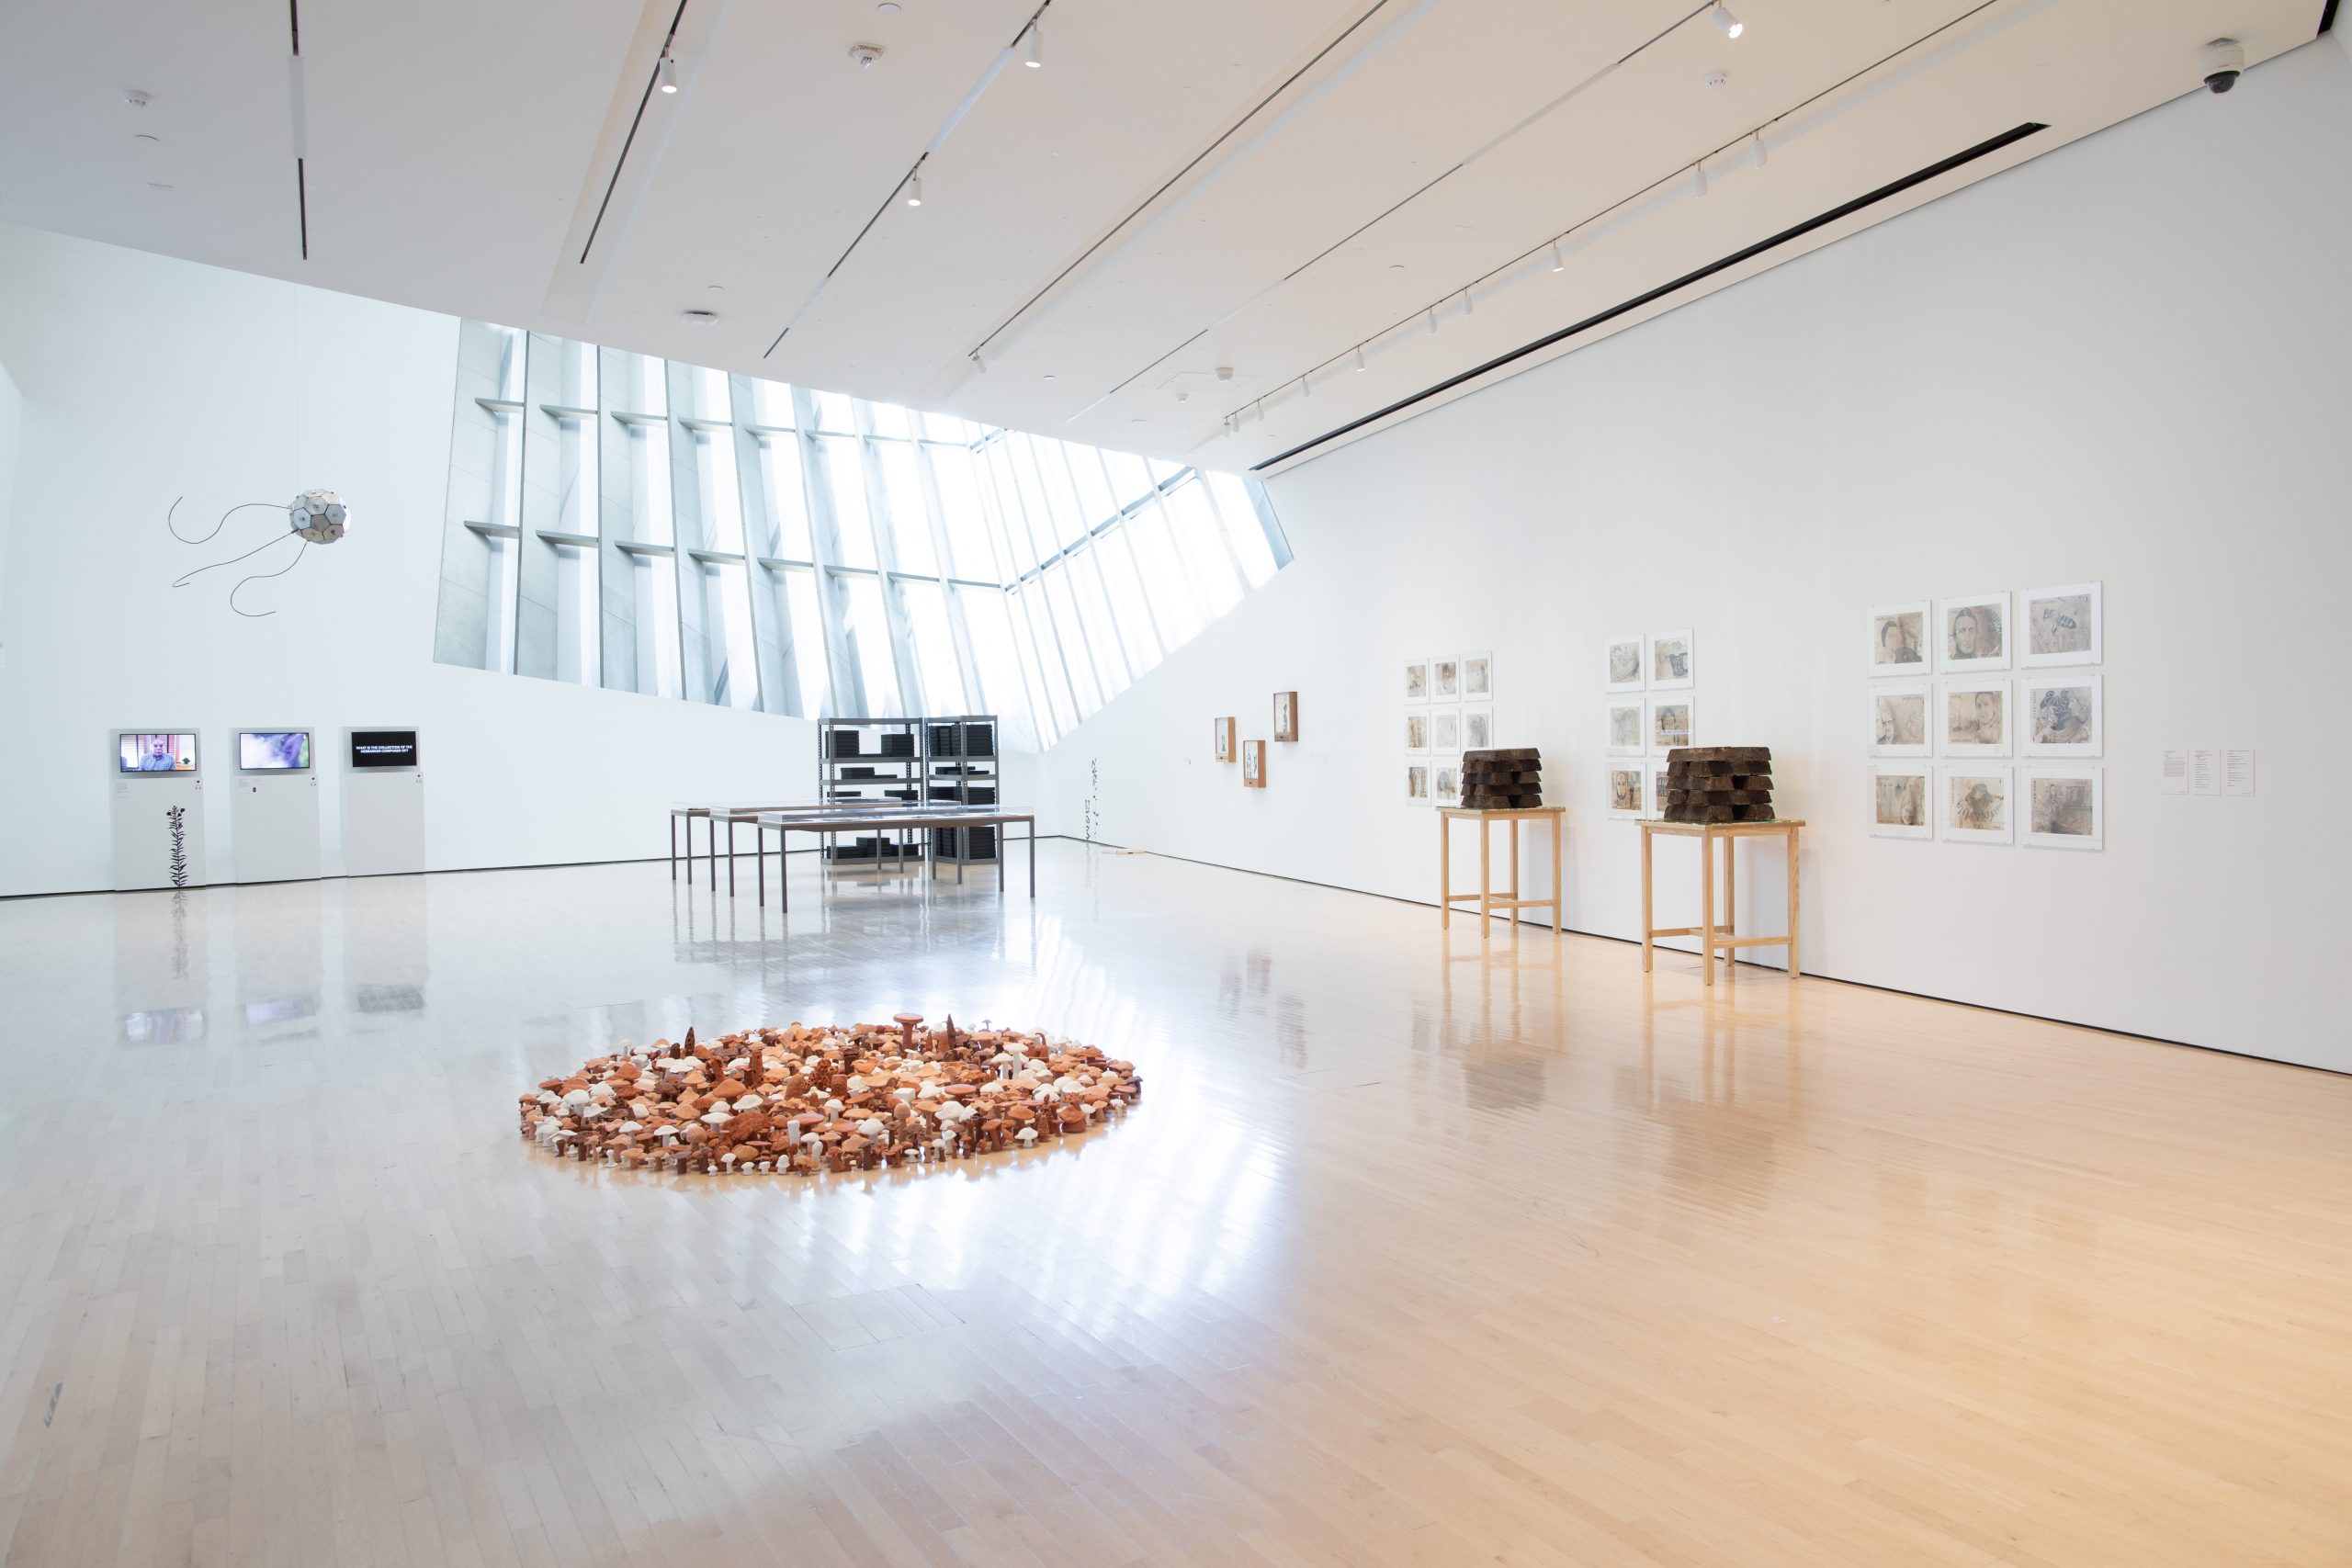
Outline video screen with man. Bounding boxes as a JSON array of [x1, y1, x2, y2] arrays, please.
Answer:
[[119, 732, 198, 773]]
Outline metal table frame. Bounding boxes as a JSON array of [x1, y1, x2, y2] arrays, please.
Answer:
[[717, 807, 1038, 908]]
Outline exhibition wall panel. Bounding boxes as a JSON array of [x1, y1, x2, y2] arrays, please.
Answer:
[[1029, 38, 2352, 1072], [0, 229, 815, 894]]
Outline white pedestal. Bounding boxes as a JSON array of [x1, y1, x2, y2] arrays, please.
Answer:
[[111, 775, 209, 890], [231, 773, 322, 883], [342, 768, 425, 876]]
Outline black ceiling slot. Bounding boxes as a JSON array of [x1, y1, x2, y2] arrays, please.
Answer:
[[581, 0, 691, 265], [2321, 0, 2338, 35], [296, 158, 309, 260], [1252, 121, 2049, 473]]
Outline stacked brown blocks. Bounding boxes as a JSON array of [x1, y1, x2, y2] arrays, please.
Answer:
[[1663, 747, 1775, 823], [1461, 748, 1544, 808], [517, 1020, 1142, 1177]]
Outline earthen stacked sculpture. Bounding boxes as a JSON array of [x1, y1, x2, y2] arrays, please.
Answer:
[[517, 1018, 1140, 1177], [1460, 748, 1543, 808], [1662, 747, 1775, 822]]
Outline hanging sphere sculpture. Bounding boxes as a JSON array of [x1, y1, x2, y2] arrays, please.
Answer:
[[288, 489, 347, 544]]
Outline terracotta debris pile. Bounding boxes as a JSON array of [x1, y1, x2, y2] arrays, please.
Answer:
[[517, 1014, 1141, 1176]]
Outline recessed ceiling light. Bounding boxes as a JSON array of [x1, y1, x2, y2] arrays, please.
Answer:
[[133, 132, 158, 144], [1388, 263, 1406, 271], [681, 309, 718, 325], [876, 1, 900, 11], [1043, 373, 1057, 381], [146, 182, 175, 192], [707, 283, 725, 292]]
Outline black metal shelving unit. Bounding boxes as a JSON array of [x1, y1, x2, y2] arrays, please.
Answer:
[[923, 715, 1000, 866], [818, 716, 922, 868]]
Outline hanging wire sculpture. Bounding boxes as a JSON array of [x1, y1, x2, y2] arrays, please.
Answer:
[[166, 490, 348, 617]]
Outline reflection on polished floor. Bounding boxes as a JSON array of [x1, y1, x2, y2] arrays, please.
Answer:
[[3, 843, 2346, 1566]]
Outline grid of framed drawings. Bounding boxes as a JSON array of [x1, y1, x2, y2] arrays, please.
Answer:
[[1868, 583, 2104, 849], [1405, 652, 1493, 807], [1604, 631, 1694, 819]]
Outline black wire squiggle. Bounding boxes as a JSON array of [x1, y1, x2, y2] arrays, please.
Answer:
[[225, 540, 309, 619], [164, 496, 280, 547]]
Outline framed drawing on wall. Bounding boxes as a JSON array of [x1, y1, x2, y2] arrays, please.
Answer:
[[1273, 691, 1298, 742], [1941, 765, 2013, 844], [1213, 716, 1236, 761], [1606, 698, 1645, 757], [2019, 581, 2101, 668], [1647, 629, 1693, 691], [1869, 682, 1932, 759], [1403, 660, 1430, 705], [2022, 672, 2102, 758], [1463, 707, 1492, 750], [1241, 739, 1267, 788], [1940, 680, 2009, 756], [1648, 696, 1692, 753], [1869, 602, 1931, 675], [1404, 760, 1431, 806], [2023, 766, 2103, 849], [1404, 711, 1428, 753], [1648, 761, 1670, 819], [1431, 656, 1461, 701], [1461, 652, 1492, 699], [1607, 766, 1644, 819], [1606, 635, 1645, 692], [1938, 592, 2009, 671], [1868, 763, 1932, 840], [1432, 708, 1462, 753], [1434, 761, 1461, 807]]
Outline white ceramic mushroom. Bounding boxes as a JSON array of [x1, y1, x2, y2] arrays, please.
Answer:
[[855, 1117, 887, 1140], [1015, 1128, 1039, 1150], [734, 1093, 763, 1111]]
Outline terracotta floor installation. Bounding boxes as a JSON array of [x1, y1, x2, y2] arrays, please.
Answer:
[[518, 1013, 1142, 1175]]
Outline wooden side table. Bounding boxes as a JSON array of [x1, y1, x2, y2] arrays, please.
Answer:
[[1638, 818, 1804, 986], [1439, 806, 1564, 933]]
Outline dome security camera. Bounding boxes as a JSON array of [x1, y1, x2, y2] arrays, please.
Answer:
[[2201, 38, 2245, 94]]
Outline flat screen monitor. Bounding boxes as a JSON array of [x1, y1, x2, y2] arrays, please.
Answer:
[[237, 730, 313, 773], [349, 729, 419, 769], [119, 732, 198, 774]]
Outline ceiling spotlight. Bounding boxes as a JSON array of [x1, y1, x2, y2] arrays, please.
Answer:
[[1025, 21, 1043, 67], [971, 350, 987, 373], [1427, 309, 1437, 335], [1299, 377, 1309, 400], [1353, 345, 1368, 372], [1710, 3, 1743, 39], [1749, 130, 1768, 169], [657, 50, 678, 92], [1691, 161, 1709, 197], [680, 308, 718, 325], [906, 170, 922, 206], [1549, 240, 1565, 272]]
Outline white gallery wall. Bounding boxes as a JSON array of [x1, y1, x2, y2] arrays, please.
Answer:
[[1030, 38, 2352, 1074], [0, 228, 821, 895]]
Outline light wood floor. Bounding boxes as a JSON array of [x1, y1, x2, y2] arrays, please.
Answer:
[[1, 844, 2346, 1567]]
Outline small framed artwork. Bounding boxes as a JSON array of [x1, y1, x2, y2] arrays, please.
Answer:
[[1434, 761, 1461, 807], [1213, 716, 1236, 761], [2019, 581, 2101, 668], [2021, 671, 2102, 758], [1404, 760, 1431, 806], [1868, 681, 1931, 759], [1273, 691, 1298, 742], [1241, 739, 1267, 788], [1869, 602, 1931, 675], [1404, 711, 1428, 753], [2023, 765, 2103, 849], [1606, 697, 1645, 757], [1941, 765, 2013, 844], [1431, 656, 1461, 701], [1607, 766, 1645, 819], [1938, 592, 2009, 671], [1432, 708, 1462, 752], [1403, 659, 1430, 705], [1648, 696, 1692, 754], [1606, 635, 1645, 692], [1647, 629, 1693, 691], [1462, 652, 1492, 700], [1940, 680, 2009, 756], [1463, 707, 1493, 750], [1648, 761, 1670, 819], [1868, 763, 1932, 840]]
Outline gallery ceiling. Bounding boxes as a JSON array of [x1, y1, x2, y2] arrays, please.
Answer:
[[0, 0, 2328, 472]]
